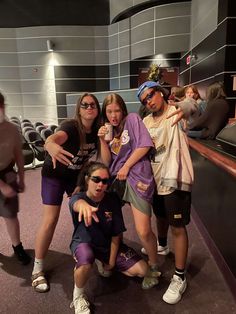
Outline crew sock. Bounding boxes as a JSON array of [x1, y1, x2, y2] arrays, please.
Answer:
[[175, 268, 185, 281]]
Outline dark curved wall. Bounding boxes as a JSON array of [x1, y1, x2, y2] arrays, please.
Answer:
[[0, 0, 110, 27], [111, 0, 190, 23]]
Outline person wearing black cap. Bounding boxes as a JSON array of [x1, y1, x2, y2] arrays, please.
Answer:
[[137, 81, 194, 305], [0, 92, 31, 265]]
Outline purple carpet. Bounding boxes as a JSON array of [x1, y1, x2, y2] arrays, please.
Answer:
[[0, 168, 235, 313]]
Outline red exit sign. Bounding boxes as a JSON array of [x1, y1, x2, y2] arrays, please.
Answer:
[[186, 55, 191, 65]]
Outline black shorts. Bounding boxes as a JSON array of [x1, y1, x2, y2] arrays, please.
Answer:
[[152, 190, 191, 227]]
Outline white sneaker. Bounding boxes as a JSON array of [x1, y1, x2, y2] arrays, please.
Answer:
[[70, 294, 90, 314], [162, 275, 187, 304], [95, 259, 112, 277], [141, 244, 170, 256]]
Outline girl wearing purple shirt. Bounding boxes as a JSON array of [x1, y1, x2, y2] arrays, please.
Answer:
[[98, 93, 160, 289]]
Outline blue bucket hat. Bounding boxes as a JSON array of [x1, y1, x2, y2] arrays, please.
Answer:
[[137, 80, 169, 100]]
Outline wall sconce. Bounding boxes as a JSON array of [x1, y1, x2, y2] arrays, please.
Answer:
[[191, 54, 197, 61], [233, 75, 236, 91], [47, 40, 55, 52]]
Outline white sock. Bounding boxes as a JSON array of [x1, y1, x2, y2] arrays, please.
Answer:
[[73, 284, 84, 300], [32, 258, 48, 291], [32, 258, 44, 275]]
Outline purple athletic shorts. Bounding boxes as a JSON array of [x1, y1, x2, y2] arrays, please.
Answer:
[[41, 176, 76, 205], [73, 242, 142, 272]]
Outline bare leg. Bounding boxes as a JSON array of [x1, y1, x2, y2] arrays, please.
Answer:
[[131, 205, 157, 266], [171, 226, 188, 269], [4, 217, 20, 246], [71, 264, 92, 313], [32, 205, 61, 292], [74, 264, 92, 288], [34, 204, 61, 259], [122, 259, 148, 277]]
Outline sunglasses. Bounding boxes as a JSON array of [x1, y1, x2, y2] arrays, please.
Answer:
[[90, 176, 110, 185], [80, 102, 97, 110], [142, 89, 156, 106]]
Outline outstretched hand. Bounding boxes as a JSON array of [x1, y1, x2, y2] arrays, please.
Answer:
[[167, 105, 184, 126], [45, 142, 74, 168], [74, 199, 99, 226], [167, 97, 198, 126]]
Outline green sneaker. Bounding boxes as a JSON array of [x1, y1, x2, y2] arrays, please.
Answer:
[[148, 267, 162, 278], [141, 266, 161, 290], [142, 276, 159, 290]]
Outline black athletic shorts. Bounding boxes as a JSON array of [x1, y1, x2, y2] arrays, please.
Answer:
[[152, 190, 191, 227]]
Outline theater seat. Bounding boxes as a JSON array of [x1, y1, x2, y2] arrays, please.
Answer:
[[24, 130, 45, 161], [41, 128, 53, 141], [34, 121, 44, 128], [21, 121, 33, 129], [21, 136, 35, 167], [22, 126, 34, 136], [36, 125, 46, 133], [22, 119, 32, 123], [48, 124, 58, 133], [10, 116, 20, 122], [10, 118, 21, 125]]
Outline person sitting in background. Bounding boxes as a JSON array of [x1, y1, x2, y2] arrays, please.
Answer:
[[184, 84, 206, 114], [188, 81, 229, 139], [0, 92, 31, 265], [69, 162, 157, 314], [168, 86, 185, 103]]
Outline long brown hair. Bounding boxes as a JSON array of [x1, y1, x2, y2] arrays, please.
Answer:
[[78, 161, 110, 191], [101, 93, 128, 138], [75, 92, 101, 151], [60, 93, 101, 153], [206, 81, 226, 102], [0, 92, 5, 106], [184, 84, 201, 100]]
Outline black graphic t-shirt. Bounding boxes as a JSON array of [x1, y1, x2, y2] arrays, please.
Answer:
[[42, 119, 97, 181]]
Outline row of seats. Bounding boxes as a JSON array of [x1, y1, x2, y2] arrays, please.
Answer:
[[9, 117, 58, 168]]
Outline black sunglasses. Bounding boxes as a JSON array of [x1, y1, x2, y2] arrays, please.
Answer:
[[142, 89, 156, 106], [80, 102, 97, 110], [90, 176, 110, 185]]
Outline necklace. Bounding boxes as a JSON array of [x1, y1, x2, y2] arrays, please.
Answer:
[[152, 107, 169, 126]]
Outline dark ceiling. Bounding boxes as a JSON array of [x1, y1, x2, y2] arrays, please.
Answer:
[[0, 0, 110, 27]]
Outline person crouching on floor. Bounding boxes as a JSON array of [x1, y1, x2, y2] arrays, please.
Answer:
[[69, 161, 160, 314]]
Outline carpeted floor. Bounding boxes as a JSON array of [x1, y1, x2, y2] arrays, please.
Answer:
[[0, 168, 235, 314]]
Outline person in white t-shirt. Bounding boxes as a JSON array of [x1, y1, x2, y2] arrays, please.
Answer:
[[137, 81, 194, 305]]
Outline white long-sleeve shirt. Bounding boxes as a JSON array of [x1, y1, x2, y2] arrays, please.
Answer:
[[143, 105, 194, 195]]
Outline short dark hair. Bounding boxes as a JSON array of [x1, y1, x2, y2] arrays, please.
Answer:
[[0, 92, 5, 106]]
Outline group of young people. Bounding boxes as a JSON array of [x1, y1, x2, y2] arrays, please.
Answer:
[[29, 81, 197, 314], [1, 81, 197, 314], [169, 82, 229, 139]]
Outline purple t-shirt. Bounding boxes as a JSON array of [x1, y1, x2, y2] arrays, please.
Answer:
[[109, 113, 155, 203]]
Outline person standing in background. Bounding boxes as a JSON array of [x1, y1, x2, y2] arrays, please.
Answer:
[[0, 92, 31, 265]]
